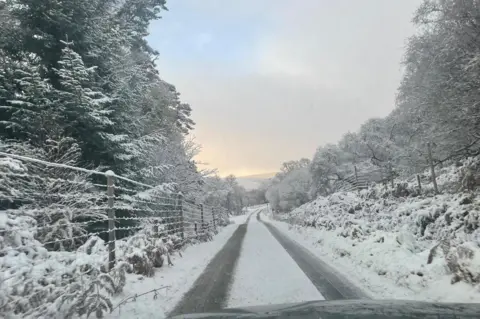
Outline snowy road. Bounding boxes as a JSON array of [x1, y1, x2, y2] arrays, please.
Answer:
[[227, 211, 324, 307], [169, 208, 366, 317]]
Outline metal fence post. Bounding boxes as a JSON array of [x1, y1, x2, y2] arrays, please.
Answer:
[[200, 204, 204, 233], [106, 170, 116, 271]]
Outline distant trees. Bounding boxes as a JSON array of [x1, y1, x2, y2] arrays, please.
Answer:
[[266, 159, 312, 212]]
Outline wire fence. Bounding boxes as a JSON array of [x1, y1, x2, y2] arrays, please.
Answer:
[[334, 166, 397, 193], [0, 152, 229, 272]]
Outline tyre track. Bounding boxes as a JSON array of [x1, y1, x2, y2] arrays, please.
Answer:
[[259, 212, 369, 300], [168, 213, 253, 316]]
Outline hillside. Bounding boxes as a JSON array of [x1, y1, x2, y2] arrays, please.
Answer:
[[237, 172, 276, 190], [270, 157, 480, 302]]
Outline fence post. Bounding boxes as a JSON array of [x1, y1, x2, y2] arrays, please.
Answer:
[[178, 194, 184, 240], [354, 165, 358, 185], [106, 170, 116, 271], [417, 174, 422, 193], [153, 221, 159, 236], [200, 204, 204, 233], [389, 162, 394, 189], [212, 207, 216, 231], [427, 142, 439, 194]]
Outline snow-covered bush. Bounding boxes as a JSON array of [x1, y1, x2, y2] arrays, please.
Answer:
[[1, 210, 127, 318], [0, 141, 231, 318]]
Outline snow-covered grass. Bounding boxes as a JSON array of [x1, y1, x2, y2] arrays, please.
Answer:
[[267, 158, 480, 303], [107, 223, 238, 318]]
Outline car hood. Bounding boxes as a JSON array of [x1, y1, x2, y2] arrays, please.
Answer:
[[169, 299, 480, 318]]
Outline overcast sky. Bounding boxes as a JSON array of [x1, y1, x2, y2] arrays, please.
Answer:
[[147, 0, 420, 177]]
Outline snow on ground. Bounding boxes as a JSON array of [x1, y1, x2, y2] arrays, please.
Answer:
[[229, 214, 250, 225], [263, 189, 480, 304], [107, 223, 239, 319], [229, 205, 268, 224], [227, 213, 324, 308], [260, 158, 480, 303]]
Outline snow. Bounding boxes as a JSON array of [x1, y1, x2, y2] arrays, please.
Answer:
[[105, 170, 115, 177], [0, 211, 7, 228], [229, 214, 250, 224], [0, 156, 27, 173], [226, 214, 324, 308], [107, 223, 239, 318], [265, 206, 480, 303]]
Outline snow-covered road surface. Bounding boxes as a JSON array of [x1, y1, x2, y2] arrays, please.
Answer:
[[168, 208, 368, 317], [226, 212, 324, 308], [107, 223, 241, 319], [261, 216, 369, 300]]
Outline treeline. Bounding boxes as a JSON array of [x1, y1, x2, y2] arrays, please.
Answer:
[[267, 0, 480, 212], [0, 2, 247, 316], [0, 0, 236, 207]]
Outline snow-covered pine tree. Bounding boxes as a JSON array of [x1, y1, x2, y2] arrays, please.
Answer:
[[4, 58, 56, 144], [52, 41, 121, 168]]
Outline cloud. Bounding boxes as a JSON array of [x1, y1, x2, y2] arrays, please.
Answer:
[[150, 0, 421, 176]]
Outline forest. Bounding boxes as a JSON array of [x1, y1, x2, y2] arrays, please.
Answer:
[[0, 0, 248, 317]]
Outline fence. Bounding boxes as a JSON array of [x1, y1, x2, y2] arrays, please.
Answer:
[[334, 166, 394, 193], [0, 152, 228, 271]]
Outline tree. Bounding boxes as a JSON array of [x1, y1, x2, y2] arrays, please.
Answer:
[[224, 175, 247, 214], [266, 160, 313, 212]]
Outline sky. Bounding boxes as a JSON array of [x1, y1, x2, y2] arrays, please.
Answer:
[[147, 0, 421, 177]]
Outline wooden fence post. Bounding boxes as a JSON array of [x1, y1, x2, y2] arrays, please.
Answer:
[[417, 174, 422, 193], [212, 207, 216, 231], [106, 170, 116, 271], [354, 165, 358, 185], [153, 221, 159, 236], [427, 142, 439, 194], [200, 204, 204, 233], [389, 162, 394, 189]]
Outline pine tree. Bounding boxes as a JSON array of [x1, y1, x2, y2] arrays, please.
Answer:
[[53, 41, 118, 167]]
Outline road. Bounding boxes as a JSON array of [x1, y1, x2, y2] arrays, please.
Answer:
[[168, 208, 367, 317]]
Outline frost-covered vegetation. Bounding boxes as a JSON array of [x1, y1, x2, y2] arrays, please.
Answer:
[[0, 0, 241, 317], [274, 157, 480, 300], [0, 146, 231, 318]]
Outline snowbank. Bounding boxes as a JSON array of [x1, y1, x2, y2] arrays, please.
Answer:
[[270, 159, 480, 302], [1, 212, 233, 318], [107, 223, 239, 318]]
